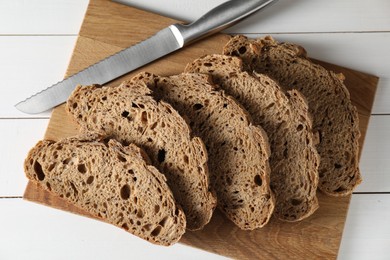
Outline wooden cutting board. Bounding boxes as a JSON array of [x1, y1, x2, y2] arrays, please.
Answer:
[[23, 0, 378, 258]]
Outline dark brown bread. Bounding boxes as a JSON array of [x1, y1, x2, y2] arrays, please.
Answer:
[[66, 82, 216, 230], [131, 72, 274, 229], [223, 35, 361, 196], [185, 54, 319, 221], [24, 133, 186, 246]]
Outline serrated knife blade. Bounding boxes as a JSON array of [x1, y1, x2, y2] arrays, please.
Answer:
[[15, 0, 276, 114], [15, 27, 181, 114]]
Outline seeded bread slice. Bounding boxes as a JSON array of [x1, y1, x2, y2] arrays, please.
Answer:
[[66, 82, 216, 230], [223, 35, 362, 196], [24, 133, 186, 246], [185, 54, 319, 222], [131, 72, 274, 229]]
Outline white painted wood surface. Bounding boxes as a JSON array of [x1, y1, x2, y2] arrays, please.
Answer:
[[115, 0, 390, 33], [0, 119, 48, 196], [0, 199, 227, 260], [357, 116, 390, 193], [338, 194, 390, 260], [0, 36, 77, 118], [0, 0, 89, 35], [0, 0, 389, 259]]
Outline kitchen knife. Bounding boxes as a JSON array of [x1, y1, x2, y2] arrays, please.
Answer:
[[15, 0, 277, 114]]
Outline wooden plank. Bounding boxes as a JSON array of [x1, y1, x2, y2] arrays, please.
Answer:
[[24, 181, 349, 259], [372, 78, 390, 114], [3, 34, 388, 118], [2, 0, 389, 35], [0, 0, 88, 35], [22, 0, 378, 258], [0, 199, 226, 260], [0, 119, 48, 196], [116, 0, 390, 33], [4, 195, 389, 260], [4, 115, 388, 196], [338, 194, 390, 260], [357, 115, 390, 192], [1, 3, 388, 118], [0, 36, 77, 118]]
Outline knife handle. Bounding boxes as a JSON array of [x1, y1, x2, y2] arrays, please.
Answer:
[[172, 0, 276, 46]]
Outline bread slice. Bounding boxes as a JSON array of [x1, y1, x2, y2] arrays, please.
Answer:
[[185, 54, 319, 222], [131, 72, 274, 229], [24, 133, 186, 246], [66, 82, 216, 230], [223, 35, 362, 196]]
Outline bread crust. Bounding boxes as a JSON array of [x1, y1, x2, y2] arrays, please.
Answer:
[[223, 35, 361, 196], [132, 71, 275, 229], [66, 82, 216, 230], [24, 133, 186, 246], [185, 54, 320, 221]]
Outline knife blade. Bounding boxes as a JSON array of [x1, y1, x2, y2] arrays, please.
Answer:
[[15, 0, 277, 114]]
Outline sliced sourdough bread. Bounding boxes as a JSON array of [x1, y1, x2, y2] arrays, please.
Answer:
[[185, 54, 319, 221], [24, 133, 186, 246], [66, 82, 216, 230], [131, 72, 274, 229], [223, 35, 362, 196]]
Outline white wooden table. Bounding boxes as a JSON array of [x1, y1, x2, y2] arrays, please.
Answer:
[[1, 0, 389, 259]]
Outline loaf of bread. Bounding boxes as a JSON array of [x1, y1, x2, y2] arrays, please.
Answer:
[[66, 82, 216, 230], [223, 35, 361, 196], [185, 54, 320, 221], [24, 133, 186, 246], [131, 72, 275, 229]]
